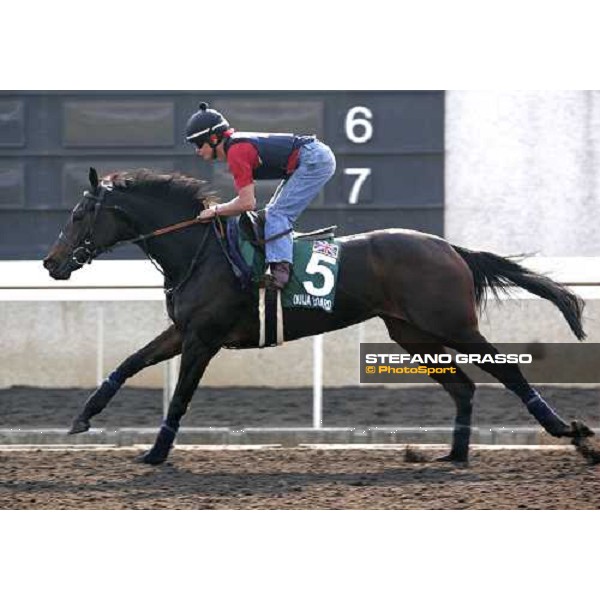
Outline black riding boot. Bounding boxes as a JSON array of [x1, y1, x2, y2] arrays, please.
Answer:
[[264, 262, 291, 290]]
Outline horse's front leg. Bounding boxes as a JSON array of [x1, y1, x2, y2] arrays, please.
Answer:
[[69, 324, 182, 434], [139, 332, 221, 465]]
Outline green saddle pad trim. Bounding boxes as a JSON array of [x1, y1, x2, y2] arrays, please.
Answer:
[[239, 234, 341, 313]]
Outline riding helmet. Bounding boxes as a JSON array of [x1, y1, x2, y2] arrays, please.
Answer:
[[185, 102, 229, 146]]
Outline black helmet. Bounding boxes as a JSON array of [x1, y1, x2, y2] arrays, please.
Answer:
[[185, 102, 229, 146]]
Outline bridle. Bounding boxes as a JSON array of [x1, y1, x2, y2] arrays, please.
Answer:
[[58, 186, 112, 268], [59, 183, 214, 278]]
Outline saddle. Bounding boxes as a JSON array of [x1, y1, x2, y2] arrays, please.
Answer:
[[240, 210, 337, 247], [221, 210, 338, 290]]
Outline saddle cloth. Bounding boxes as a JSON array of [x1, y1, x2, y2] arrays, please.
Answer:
[[221, 211, 342, 313]]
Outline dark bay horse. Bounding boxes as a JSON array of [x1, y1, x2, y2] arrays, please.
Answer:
[[43, 168, 597, 465]]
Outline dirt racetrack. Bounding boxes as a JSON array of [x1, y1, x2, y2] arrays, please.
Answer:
[[1, 446, 600, 509], [2, 385, 599, 509]]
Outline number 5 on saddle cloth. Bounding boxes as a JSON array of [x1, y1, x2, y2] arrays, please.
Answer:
[[215, 211, 342, 347]]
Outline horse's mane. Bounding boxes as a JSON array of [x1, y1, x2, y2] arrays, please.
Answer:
[[103, 169, 217, 204]]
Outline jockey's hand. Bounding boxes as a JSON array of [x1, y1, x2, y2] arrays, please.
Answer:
[[196, 207, 217, 222]]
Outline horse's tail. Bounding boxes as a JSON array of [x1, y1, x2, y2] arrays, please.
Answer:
[[451, 245, 586, 341]]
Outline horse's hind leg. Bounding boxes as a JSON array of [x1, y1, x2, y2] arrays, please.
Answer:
[[447, 332, 594, 441], [69, 324, 182, 434], [383, 318, 476, 463]]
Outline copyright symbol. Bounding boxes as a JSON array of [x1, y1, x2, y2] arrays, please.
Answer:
[[365, 366, 376, 374]]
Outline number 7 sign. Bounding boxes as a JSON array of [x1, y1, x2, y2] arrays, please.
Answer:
[[344, 167, 372, 204]]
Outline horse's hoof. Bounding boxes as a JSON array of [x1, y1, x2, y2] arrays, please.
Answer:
[[436, 453, 469, 467], [571, 420, 594, 439], [135, 450, 168, 465], [68, 418, 90, 435]]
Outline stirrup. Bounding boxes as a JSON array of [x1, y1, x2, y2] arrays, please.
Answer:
[[263, 263, 290, 290], [262, 269, 284, 291]]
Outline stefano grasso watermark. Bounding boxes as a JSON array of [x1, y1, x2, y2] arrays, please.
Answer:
[[359, 343, 600, 384]]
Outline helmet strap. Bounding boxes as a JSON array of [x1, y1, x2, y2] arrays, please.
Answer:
[[208, 133, 220, 159]]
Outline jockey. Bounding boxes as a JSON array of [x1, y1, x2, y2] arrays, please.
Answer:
[[185, 101, 336, 289]]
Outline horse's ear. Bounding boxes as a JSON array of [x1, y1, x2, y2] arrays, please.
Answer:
[[89, 167, 99, 191]]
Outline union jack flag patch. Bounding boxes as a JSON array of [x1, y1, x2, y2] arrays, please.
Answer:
[[312, 240, 339, 259]]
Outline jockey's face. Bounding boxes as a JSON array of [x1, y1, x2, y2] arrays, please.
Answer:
[[195, 142, 214, 161]]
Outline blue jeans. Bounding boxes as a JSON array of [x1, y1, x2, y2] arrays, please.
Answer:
[[265, 140, 336, 264]]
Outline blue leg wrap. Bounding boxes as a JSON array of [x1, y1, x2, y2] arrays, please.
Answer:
[[107, 369, 126, 388], [81, 369, 126, 420], [155, 420, 178, 451], [524, 390, 568, 435]]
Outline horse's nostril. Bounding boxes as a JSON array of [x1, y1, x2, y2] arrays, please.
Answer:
[[43, 257, 55, 270]]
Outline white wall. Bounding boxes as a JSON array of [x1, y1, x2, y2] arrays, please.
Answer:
[[1, 297, 597, 389], [446, 91, 600, 256]]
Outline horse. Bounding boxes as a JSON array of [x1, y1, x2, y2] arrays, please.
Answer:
[[43, 168, 598, 465]]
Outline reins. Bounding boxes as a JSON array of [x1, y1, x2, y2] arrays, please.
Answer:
[[79, 185, 215, 250], [111, 215, 209, 250]]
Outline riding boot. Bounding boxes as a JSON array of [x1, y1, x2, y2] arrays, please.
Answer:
[[264, 262, 291, 290]]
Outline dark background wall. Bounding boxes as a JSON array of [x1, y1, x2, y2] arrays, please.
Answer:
[[0, 91, 444, 259]]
